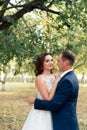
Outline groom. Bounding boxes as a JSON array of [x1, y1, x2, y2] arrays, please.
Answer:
[[29, 50, 79, 130]]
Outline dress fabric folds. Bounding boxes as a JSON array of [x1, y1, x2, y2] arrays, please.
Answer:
[[22, 75, 55, 130]]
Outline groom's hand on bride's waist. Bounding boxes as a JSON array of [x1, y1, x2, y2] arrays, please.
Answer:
[[27, 97, 36, 105]]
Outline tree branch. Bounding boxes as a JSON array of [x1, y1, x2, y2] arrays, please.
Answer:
[[0, 80, 5, 84], [0, 0, 60, 30], [74, 60, 87, 70], [0, 0, 10, 18]]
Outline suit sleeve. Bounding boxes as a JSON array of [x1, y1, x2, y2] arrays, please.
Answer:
[[34, 80, 73, 112]]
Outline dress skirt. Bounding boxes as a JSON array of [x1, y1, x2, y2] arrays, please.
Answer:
[[22, 106, 53, 130]]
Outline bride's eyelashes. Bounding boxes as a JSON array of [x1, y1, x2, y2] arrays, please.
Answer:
[[44, 59, 53, 62]]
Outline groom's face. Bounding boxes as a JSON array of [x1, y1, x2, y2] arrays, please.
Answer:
[[57, 54, 65, 72]]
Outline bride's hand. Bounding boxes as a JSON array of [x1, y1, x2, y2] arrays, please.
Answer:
[[55, 73, 61, 82], [27, 97, 36, 105]]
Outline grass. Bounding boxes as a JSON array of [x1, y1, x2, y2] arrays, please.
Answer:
[[77, 86, 87, 130], [0, 82, 87, 130]]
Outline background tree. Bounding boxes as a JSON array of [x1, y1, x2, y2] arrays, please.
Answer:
[[0, 0, 87, 89]]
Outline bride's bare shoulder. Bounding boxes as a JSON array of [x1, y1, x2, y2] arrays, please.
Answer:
[[35, 74, 43, 81]]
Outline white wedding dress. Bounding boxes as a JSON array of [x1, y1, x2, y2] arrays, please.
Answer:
[[22, 74, 55, 130]]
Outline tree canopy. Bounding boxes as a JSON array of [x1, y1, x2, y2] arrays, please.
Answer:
[[0, 0, 87, 74], [0, 0, 60, 30], [0, 0, 86, 30]]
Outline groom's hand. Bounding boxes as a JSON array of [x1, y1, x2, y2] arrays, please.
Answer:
[[27, 97, 36, 105]]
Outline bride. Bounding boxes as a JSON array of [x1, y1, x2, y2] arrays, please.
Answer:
[[22, 52, 60, 130]]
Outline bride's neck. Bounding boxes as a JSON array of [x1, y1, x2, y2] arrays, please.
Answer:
[[42, 70, 51, 76]]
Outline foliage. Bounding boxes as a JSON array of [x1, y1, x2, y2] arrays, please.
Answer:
[[0, 0, 87, 75]]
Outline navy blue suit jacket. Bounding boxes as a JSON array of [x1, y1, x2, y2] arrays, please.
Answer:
[[34, 71, 79, 130]]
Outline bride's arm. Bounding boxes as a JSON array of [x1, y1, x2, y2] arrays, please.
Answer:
[[35, 74, 60, 101], [48, 74, 60, 100]]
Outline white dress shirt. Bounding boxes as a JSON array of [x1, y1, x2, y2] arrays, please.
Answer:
[[61, 69, 73, 78]]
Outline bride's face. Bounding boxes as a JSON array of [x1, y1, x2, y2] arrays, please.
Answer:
[[43, 55, 53, 71]]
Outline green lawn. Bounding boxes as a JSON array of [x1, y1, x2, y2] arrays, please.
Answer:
[[0, 82, 87, 130]]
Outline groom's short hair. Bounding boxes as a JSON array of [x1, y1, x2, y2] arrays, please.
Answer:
[[61, 50, 76, 65]]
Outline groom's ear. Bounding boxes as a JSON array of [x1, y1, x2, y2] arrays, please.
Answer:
[[64, 60, 70, 66]]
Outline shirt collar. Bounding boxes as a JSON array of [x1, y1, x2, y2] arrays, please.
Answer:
[[61, 68, 73, 78]]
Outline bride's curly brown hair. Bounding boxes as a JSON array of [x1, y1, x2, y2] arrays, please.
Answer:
[[34, 53, 53, 76]]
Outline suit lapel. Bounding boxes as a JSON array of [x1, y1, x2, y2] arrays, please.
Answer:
[[58, 71, 74, 84]]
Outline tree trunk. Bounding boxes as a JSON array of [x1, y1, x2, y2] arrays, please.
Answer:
[[2, 82, 6, 91], [0, 71, 7, 91]]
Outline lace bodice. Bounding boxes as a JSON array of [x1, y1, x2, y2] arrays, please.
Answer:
[[36, 74, 55, 99]]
